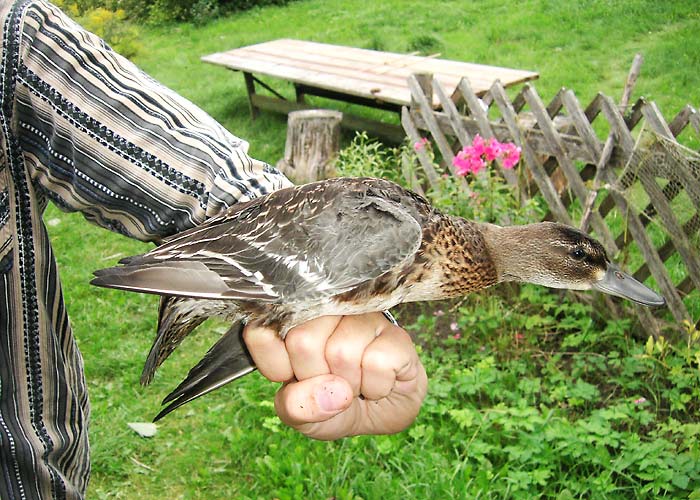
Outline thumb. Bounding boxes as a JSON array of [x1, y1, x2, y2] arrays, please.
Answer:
[[274, 374, 353, 426]]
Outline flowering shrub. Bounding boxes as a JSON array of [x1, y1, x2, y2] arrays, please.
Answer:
[[338, 132, 542, 225], [409, 134, 542, 225], [56, 0, 299, 24]]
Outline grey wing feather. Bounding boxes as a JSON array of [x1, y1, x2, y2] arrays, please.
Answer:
[[91, 181, 423, 303]]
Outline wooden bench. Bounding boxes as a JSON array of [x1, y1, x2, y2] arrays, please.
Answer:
[[202, 39, 539, 141]]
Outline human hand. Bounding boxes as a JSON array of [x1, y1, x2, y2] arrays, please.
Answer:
[[242, 313, 428, 440]]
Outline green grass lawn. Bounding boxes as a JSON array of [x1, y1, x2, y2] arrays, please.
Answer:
[[46, 0, 700, 498]]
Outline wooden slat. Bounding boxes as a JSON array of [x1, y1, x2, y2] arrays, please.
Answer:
[[489, 83, 573, 225], [641, 101, 674, 139], [237, 46, 425, 88], [522, 85, 617, 253], [626, 98, 646, 130], [511, 87, 527, 113], [668, 105, 694, 136], [637, 172, 700, 291], [583, 93, 605, 123], [689, 106, 700, 136], [633, 213, 700, 283], [401, 107, 441, 187], [457, 78, 493, 138], [433, 77, 471, 147], [599, 166, 690, 324], [274, 39, 538, 82], [407, 75, 470, 191], [561, 90, 603, 160], [600, 94, 636, 155], [546, 88, 566, 118]]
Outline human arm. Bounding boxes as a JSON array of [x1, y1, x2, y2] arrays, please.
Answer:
[[11, 0, 290, 242], [11, 1, 428, 439]]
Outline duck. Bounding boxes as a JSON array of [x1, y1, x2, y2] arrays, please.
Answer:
[[91, 176, 665, 420]]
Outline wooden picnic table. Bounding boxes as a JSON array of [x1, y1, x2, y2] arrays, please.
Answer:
[[202, 39, 539, 141]]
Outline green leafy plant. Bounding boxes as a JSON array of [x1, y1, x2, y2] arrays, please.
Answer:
[[77, 7, 142, 57], [333, 132, 700, 498]]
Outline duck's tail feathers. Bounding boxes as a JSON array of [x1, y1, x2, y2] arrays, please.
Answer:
[[152, 320, 256, 422], [140, 296, 207, 386]]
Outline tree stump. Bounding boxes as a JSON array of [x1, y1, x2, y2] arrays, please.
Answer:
[[276, 109, 342, 184]]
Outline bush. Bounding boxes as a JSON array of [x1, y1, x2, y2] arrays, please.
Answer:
[[77, 7, 141, 57], [53, 0, 141, 57], [336, 132, 546, 226], [334, 134, 700, 497], [57, 0, 298, 24]]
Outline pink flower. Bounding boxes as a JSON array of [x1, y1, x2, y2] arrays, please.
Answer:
[[453, 333, 462, 340], [514, 332, 525, 342], [453, 151, 486, 175], [452, 154, 467, 175], [634, 397, 647, 405], [483, 138, 502, 162], [453, 136, 520, 176], [470, 134, 486, 157], [500, 143, 521, 169], [450, 322, 459, 332], [414, 137, 429, 152], [434, 309, 445, 317]]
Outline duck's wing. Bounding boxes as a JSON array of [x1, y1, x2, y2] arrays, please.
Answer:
[[91, 179, 423, 304]]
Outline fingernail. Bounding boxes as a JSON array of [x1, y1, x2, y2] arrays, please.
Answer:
[[314, 380, 350, 412]]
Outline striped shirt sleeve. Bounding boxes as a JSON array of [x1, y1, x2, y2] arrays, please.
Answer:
[[12, 1, 291, 242]]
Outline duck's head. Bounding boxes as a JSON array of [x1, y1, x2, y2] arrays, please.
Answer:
[[483, 222, 665, 307]]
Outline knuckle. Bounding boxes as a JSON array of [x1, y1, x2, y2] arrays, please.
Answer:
[[325, 341, 356, 369], [284, 328, 317, 355], [265, 369, 291, 384], [362, 348, 393, 373], [242, 324, 272, 349]]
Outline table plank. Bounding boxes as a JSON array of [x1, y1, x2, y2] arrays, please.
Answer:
[[203, 51, 411, 105]]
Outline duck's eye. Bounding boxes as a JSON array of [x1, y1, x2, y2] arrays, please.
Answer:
[[571, 248, 586, 260]]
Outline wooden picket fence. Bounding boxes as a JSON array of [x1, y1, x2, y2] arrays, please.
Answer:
[[402, 73, 700, 338]]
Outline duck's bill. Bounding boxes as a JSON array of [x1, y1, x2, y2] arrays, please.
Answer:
[[592, 264, 665, 307]]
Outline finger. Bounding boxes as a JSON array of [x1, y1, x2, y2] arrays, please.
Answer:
[[360, 325, 418, 400], [285, 316, 342, 380], [352, 360, 428, 436], [283, 361, 427, 440], [242, 323, 292, 382], [274, 374, 354, 429], [325, 313, 386, 395]]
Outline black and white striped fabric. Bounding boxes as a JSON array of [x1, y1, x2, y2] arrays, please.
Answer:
[[0, 1, 290, 498]]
